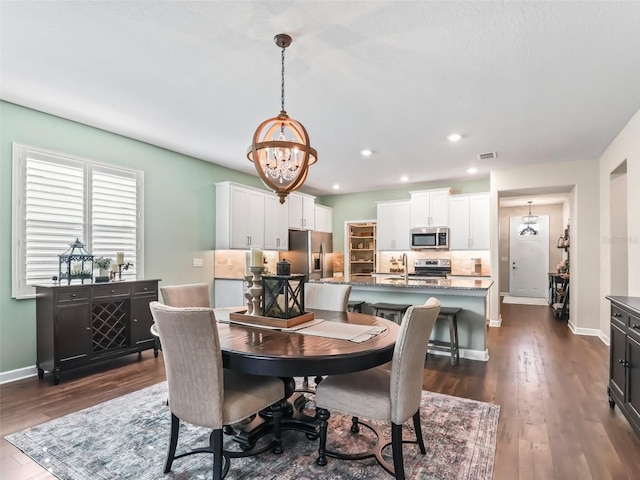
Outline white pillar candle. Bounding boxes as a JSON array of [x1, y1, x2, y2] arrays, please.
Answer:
[[110, 262, 119, 272], [245, 251, 251, 276], [250, 247, 263, 268], [116, 252, 125, 265]]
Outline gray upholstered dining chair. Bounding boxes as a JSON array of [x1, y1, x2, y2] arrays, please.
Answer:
[[304, 282, 352, 312], [301, 282, 352, 390], [315, 297, 441, 479], [160, 283, 211, 307], [149, 302, 285, 480]]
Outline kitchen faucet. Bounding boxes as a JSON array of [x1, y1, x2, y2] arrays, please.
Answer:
[[401, 253, 408, 285]]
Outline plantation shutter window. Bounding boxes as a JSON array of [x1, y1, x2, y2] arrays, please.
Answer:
[[12, 144, 144, 299]]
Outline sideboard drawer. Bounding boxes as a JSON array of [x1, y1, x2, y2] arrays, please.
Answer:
[[55, 290, 89, 304], [611, 305, 628, 328], [133, 282, 158, 296], [92, 283, 131, 300]]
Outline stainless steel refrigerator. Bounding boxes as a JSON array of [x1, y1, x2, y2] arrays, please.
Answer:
[[286, 230, 333, 281]]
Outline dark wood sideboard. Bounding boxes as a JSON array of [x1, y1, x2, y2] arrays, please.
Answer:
[[606, 296, 640, 438], [35, 279, 160, 384]]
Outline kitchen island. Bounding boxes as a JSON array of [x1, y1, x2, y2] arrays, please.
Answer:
[[309, 276, 493, 361]]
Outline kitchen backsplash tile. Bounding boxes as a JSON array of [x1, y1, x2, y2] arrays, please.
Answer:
[[214, 250, 279, 279]]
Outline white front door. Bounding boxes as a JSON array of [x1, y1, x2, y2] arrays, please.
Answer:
[[509, 215, 549, 297]]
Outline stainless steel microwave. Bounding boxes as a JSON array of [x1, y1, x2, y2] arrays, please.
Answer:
[[410, 227, 449, 250]]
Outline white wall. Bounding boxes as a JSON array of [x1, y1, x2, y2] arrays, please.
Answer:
[[599, 108, 640, 339], [490, 159, 601, 333]]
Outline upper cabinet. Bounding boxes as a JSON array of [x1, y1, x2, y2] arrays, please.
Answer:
[[449, 193, 490, 250], [376, 200, 411, 251], [264, 193, 289, 250], [288, 192, 316, 230], [314, 205, 333, 233], [410, 188, 452, 227], [216, 182, 265, 249]]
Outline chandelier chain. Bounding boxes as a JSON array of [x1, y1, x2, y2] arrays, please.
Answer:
[[280, 45, 286, 113]]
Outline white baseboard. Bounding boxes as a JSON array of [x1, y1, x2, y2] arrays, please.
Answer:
[[568, 321, 604, 338], [428, 348, 489, 362], [489, 314, 502, 327], [0, 365, 37, 385], [599, 331, 610, 346]]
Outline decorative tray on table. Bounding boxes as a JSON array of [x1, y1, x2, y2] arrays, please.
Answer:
[[229, 312, 315, 328]]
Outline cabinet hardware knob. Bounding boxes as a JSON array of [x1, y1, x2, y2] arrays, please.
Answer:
[[613, 313, 622, 318], [143, 287, 148, 291], [133, 318, 137, 322], [71, 293, 76, 297], [111, 290, 115, 293], [86, 327, 90, 331], [619, 358, 625, 364], [632, 324, 640, 329]]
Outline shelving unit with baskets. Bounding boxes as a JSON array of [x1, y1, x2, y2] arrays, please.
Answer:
[[348, 222, 376, 280]]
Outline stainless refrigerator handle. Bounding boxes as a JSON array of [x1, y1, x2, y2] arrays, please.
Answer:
[[320, 242, 325, 277]]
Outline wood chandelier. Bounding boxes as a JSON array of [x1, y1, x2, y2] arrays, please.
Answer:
[[247, 33, 317, 204]]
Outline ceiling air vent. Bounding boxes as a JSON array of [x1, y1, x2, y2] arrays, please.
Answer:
[[477, 151, 497, 160]]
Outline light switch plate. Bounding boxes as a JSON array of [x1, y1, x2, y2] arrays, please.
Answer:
[[192, 258, 204, 267]]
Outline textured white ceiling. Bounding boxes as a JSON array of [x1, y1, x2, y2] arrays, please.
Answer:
[[2, 1, 639, 196]]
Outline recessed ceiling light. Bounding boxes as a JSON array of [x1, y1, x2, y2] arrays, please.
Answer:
[[447, 133, 462, 142], [400, 176, 409, 182], [332, 184, 340, 190], [467, 167, 478, 174], [360, 149, 373, 157]]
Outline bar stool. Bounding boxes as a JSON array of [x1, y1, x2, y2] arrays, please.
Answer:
[[428, 307, 461, 366], [347, 300, 365, 313], [370, 302, 412, 324]]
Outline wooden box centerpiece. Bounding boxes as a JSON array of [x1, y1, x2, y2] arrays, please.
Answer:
[[229, 273, 313, 328]]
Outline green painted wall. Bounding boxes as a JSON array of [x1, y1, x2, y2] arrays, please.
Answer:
[[0, 101, 264, 374], [318, 178, 489, 251]]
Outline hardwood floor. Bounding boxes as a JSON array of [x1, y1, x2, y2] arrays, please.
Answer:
[[2, 302, 640, 479]]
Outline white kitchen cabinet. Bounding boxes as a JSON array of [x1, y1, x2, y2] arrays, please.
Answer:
[[314, 205, 333, 233], [449, 193, 490, 250], [410, 188, 452, 227], [264, 193, 289, 250], [215, 182, 265, 249], [214, 279, 246, 308], [288, 192, 315, 230], [376, 200, 411, 251]]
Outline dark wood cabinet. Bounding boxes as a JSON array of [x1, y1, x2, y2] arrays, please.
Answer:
[[607, 296, 640, 438], [36, 279, 160, 384]]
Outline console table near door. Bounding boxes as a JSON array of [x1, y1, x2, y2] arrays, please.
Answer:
[[35, 279, 160, 384], [606, 296, 640, 438]]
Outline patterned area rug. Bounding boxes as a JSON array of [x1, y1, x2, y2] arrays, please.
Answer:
[[6, 382, 499, 480], [502, 295, 549, 306]]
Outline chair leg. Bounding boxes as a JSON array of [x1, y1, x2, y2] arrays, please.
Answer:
[[210, 428, 223, 480], [391, 422, 405, 480], [316, 407, 330, 466], [164, 413, 180, 473], [271, 402, 283, 454], [412, 411, 426, 454]]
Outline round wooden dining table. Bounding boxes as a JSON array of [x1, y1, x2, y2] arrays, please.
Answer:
[[213, 308, 400, 449], [216, 308, 399, 377]]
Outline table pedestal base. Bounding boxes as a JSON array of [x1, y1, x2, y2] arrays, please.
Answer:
[[231, 377, 318, 449]]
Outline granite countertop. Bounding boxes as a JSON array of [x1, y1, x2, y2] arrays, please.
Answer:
[[311, 276, 493, 291]]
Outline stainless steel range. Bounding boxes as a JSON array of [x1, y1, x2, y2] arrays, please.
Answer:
[[408, 258, 451, 279]]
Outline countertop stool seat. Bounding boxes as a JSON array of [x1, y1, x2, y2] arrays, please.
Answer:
[[347, 300, 365, 313], [370, 303, 412, 325], [428, 307, 461, 366]]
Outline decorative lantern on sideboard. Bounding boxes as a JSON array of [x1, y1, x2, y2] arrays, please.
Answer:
[[262, 274, 305, 319], [58, 238, 93, 284]]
